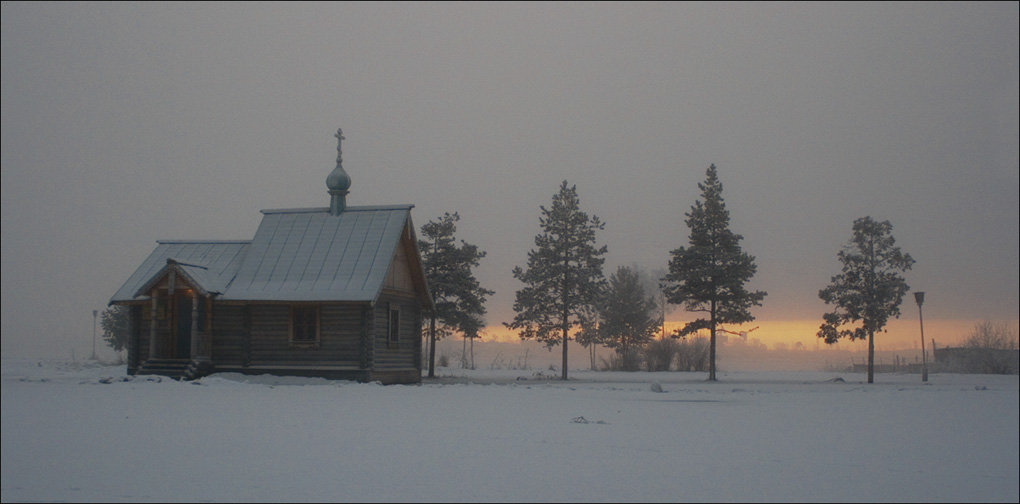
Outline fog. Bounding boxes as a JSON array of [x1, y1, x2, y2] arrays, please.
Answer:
[[2, 2, 1018, 359]]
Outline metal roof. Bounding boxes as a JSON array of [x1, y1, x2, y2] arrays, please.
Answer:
[[221, 205, 415, 302], [110, 205, 425, 306], [109, 241, 250, 303]]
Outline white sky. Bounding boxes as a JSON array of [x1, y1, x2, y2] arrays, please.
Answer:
[[2, 2, 1018, 358]]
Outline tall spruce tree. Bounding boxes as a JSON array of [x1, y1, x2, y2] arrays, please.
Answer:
[[506, 181, 607, 380], [818, 216, 914, 383], [599, 266, 662, 371], [663, 164, 766, 381], [419, 212, 493, 378]]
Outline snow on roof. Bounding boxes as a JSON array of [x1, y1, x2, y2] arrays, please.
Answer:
[[221, 205, 415, 302], [110, 205, 419, 305], [110, 241, 250, 303]]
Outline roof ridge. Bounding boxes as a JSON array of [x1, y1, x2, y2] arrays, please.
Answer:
[[261, 204, 414, 215], [157, 240, 251, 244]]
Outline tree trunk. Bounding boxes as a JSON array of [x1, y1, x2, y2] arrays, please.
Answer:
[[708, 299, 717, 381], [562, 254, 570, 380], [562, 323, 569, 380], [867, 327, 875, 384], [867, 235, 875, 384], [428, 313, 436, 378]]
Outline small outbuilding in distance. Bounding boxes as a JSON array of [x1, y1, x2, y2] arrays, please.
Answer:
[[108, 129, 432, 384]]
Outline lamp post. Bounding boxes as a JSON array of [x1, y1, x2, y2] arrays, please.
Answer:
[[92, 309, 99, 360], [914, 292, 927, 382]]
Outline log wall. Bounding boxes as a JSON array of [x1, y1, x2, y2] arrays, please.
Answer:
[[373, 292, 422, 373]]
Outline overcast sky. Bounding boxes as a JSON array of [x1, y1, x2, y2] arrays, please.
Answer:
[[3, 2, 1018, 358]]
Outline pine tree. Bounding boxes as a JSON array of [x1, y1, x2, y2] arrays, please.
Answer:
[[818, 216, 914, 383], [599, 266, 662, 371], [419, 212, 493, 378], [506, 181, 607, 380], [663, 164, 766, 381], [101, 305, 130, 352]]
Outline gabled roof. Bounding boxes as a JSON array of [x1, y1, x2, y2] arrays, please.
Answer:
[[109, 241, 250, 303], [110, 205, 431, 308], [221, 205, 420, 303]]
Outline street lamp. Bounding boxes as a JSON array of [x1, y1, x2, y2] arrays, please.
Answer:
[[92, 309, 98, 361], [914, 292, 927, 382]]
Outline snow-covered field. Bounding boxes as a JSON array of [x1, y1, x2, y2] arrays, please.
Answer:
[[2, 359, 1017, 503]]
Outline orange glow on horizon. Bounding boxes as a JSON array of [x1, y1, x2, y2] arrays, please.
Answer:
[[476, 318, 1009, 351]]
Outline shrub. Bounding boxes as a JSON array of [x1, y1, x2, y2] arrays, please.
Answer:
[[597, 348, 642, 371], [963, 321, 1018, 351], [675, 336, 710, 372], [643, 338, 680, 371]]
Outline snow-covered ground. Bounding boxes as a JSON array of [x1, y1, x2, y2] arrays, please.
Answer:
[[2, 359, 1017, 502]]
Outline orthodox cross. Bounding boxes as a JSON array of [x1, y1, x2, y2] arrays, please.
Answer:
[[335, 128, 345, 165]]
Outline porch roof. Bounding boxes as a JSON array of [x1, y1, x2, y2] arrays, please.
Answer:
[[109, 241, 250, 303]]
